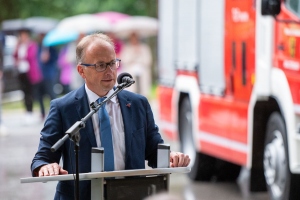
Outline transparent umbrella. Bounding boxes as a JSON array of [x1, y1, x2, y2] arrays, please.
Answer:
[[1, 19, 24, 33], [1, 17, 58, 34], [113, 16, 158, 38], [55, 14, 111, 33], [24, 16, 58, 34]]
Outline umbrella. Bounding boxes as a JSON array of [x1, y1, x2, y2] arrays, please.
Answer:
[[94, 11, 129, 25], [24, 17, 58, 34], [43, 29, 79, 46], [56, 14, 111, 33], [113, 16, 158, 38], [43, 14, 112, 46], [1, 17, 58, 34], [1, 19, 24, 32]]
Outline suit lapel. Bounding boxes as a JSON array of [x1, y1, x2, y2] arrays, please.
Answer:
[[117, 91, 133, 165], [75, 86, 97, 147]]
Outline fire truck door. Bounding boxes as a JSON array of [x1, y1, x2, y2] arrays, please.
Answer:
[[227, 0, 255, 101], [273, 3, 300, 106]]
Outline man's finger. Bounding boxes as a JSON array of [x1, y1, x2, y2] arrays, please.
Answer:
[[42, 166, 50, 176], [38, 169, 44, 177], [51, 164, 61, 175], [184, 156, 191, 166], [48, 165, 57, 176], [177, 154, 185, 167], [171, 153, 179, 167], [59, 167, 68, 175]]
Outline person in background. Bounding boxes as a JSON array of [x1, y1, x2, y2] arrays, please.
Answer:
[[107, 32, 124, 74], [120, 32, 152, 98], [0, 32, 8, 136], [106, 32, 123, 60], [57, 44, 72, 94], [31, 32, 190, 200], [37, 33, 58, 101], [13, 28, 44, 122], [66, 33, 85, 91]]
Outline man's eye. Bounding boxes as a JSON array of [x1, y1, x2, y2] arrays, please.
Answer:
[[98, 63, 106, 68], [110, 61, 116, 65]]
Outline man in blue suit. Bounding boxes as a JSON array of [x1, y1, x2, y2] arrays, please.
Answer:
[[31, 33, 190, 199]]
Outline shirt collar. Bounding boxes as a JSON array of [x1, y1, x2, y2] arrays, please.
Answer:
[[85, 84, 117, 104]]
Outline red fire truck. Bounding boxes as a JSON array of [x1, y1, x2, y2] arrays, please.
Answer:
[[157, 0, 300, 199]]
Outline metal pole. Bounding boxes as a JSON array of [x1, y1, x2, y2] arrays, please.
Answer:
[[91, 147, 104, 200], [75, 144, 80, 200], [157, 143, 170, 191]]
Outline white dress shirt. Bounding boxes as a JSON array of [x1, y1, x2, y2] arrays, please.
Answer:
[[85, 84, 125, 170]]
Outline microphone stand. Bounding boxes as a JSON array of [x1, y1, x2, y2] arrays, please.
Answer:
[[50, 81, 133, 200]]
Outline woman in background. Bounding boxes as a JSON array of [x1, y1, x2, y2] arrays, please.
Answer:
[[13, 28, 44, 122], [120, 32, 152, 98]]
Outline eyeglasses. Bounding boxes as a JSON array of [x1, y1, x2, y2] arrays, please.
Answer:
[[80, 59, 121, 72]]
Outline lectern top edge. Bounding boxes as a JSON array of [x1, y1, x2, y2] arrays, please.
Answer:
[[20, 167, 191, 184]]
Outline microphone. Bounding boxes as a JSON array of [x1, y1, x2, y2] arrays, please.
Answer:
[[117, 72, 135, 84]]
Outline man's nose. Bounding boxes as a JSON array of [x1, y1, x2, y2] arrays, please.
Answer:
[[106, 64, 114, 72]]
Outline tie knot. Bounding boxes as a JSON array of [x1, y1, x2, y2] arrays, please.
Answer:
[[98, 97, 106, 103]]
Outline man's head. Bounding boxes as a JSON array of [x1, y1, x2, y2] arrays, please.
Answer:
[[76, 32, 117, 97]]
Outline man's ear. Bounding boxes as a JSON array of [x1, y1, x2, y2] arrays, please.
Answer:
[[77, 65, 85, 79]]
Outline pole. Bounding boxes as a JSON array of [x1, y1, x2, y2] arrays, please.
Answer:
[[74, 144, 80, 200]]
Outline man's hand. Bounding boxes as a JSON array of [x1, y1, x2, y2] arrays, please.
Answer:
[[170, 151, 190, 167], [37, 163, 68, 177]]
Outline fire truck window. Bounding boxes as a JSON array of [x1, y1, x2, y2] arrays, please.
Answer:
[[242, 42, 247, 86], [286, 0, 300, 15], [232, 42, 236, 70]]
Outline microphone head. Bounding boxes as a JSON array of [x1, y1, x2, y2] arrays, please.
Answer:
[[117, 72, 133, 84]]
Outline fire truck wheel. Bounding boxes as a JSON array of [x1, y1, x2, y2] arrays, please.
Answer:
[[214, 159, 240, 181], [263, 112, 300, 200], [179, 97, 215, 181]]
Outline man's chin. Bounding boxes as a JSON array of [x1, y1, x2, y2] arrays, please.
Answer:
[[102, 84, 114, 91]]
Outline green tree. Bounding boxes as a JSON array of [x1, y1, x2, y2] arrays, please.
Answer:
[[0, 0, 157, 22]]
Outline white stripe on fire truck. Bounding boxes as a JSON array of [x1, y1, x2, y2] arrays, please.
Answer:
[[294, 104, 300, 114], [159, 120, 177, 132], [198, 131, 248, 153]]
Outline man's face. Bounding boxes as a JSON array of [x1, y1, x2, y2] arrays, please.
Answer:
[[77, 39, 117, 97]]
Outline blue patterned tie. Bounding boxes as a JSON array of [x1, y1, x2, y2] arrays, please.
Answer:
[[98, 97, 114, 171]]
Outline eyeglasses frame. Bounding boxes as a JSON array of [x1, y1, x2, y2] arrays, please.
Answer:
[[80, 58, 121, 72]]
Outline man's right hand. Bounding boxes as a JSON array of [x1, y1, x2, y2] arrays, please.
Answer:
[[37, 163, 68, 177]]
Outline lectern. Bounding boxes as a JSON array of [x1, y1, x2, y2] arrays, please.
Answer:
[[21, 144, 190, 200]]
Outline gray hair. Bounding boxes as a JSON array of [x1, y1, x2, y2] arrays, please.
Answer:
[[76, 32, 114, 63]]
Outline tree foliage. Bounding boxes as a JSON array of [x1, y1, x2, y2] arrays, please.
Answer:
[[0, 0, 157, 22]]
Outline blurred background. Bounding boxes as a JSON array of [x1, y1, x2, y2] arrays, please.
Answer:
[[0, 0, 270, 200], [0, 0, 158, 99]]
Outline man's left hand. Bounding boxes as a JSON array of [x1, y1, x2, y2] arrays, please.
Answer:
[[170, 151, 190, 167]]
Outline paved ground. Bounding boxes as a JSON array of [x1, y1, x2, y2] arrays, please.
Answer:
[[0, 109, 57, 200]]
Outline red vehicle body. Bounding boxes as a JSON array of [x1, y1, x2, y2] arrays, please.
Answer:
[[157, 0, 300, 199]]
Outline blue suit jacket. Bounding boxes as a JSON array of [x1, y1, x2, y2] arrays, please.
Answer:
[[31, 85, 164, 199]]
